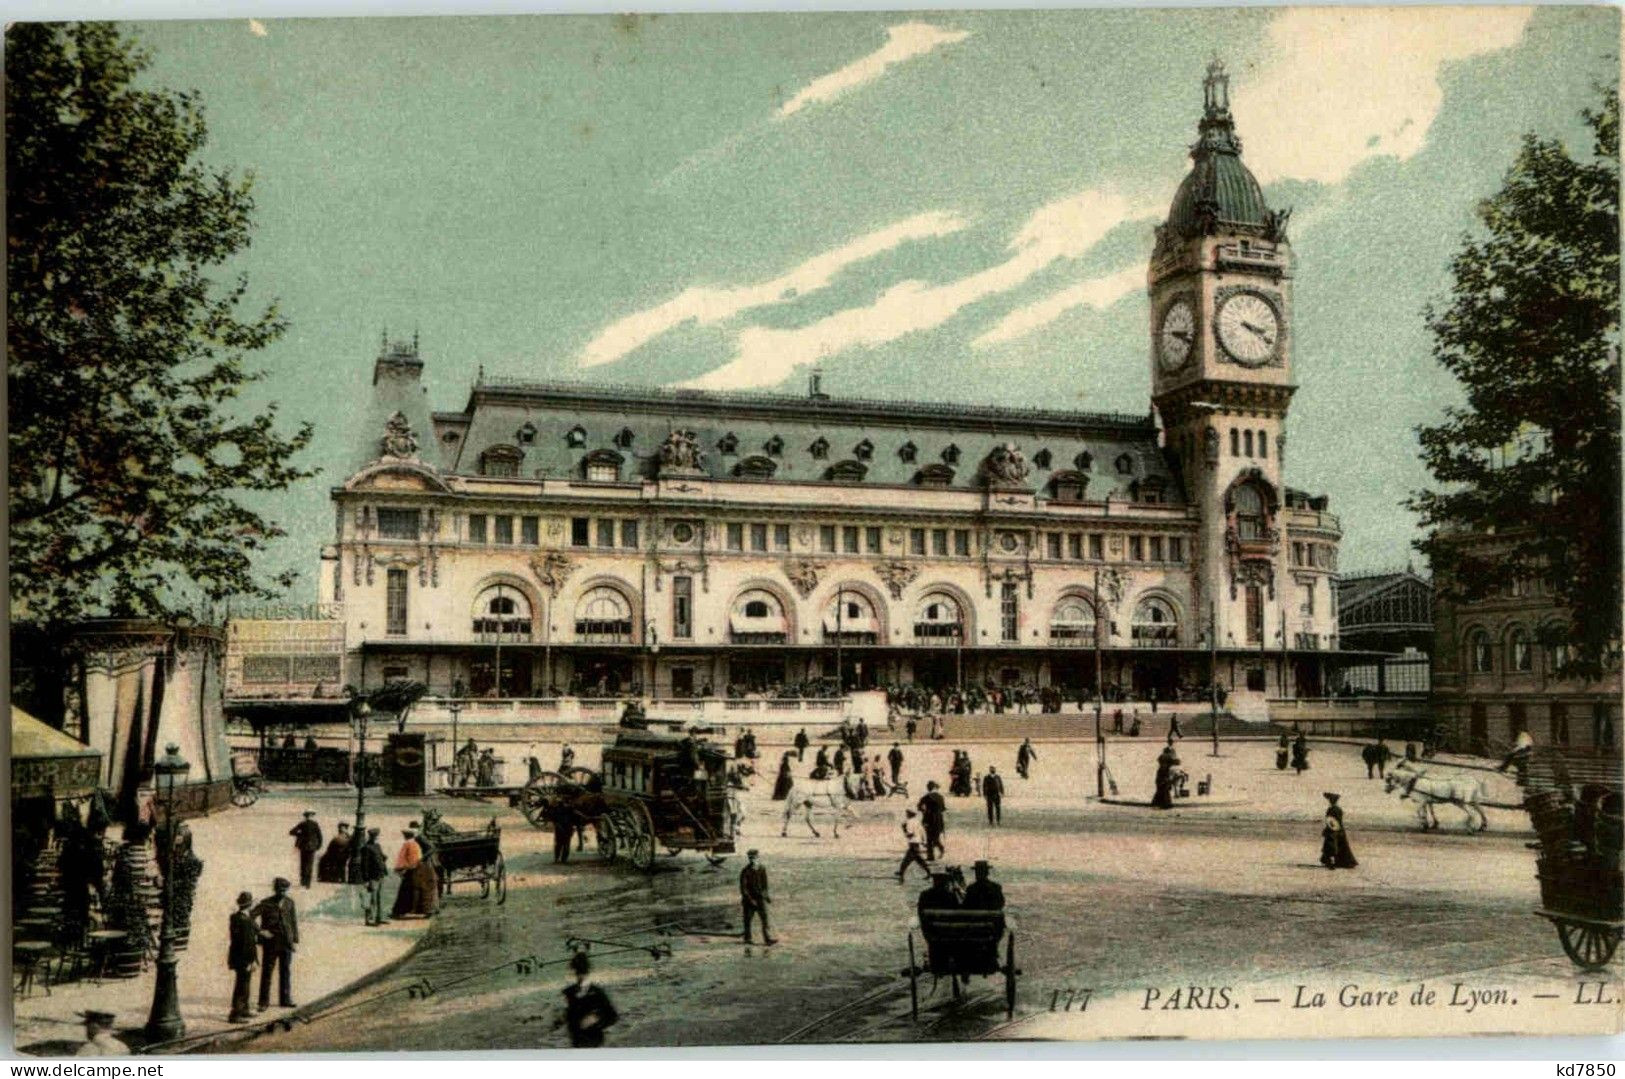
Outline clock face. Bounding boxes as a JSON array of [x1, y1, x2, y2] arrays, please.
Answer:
[[1216, 292, 1280, 366], [1157, 299, 1196, 372]]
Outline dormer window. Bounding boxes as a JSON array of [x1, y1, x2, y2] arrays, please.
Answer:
[[566, 426, 587, 448], [735, 455, 777, 480], [1033, 448, 1052, 469], [853, 439, 873, 461], [718, 432, 739, 455], [826, 460, 867, 482], [915, 464, 955, 487], [1075, 451, 1093, 471], [1139, 477, 1168, 505], [809, 437, 830, 460], [613, 427, 635, 449], [942, 444, 961, 466], [1115, 453, 1135, 475], [764, 435, 784, 457], [899, 441, 917, 463], [479, 444, 524, 478], [581, 448, 624, 483], [1050, 470, 1088, 502], [516, 422, 537, 446]]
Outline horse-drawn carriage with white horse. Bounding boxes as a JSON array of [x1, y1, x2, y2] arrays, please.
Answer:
[[1384, 760, 1491, 832]]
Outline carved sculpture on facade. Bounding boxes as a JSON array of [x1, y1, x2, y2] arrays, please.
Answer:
[[1263, 207, 1292, 243], [658, 428, 706, 474], [875, 560, 919, 601], [380, 411, 419, 459], [530, 552, 575, 598], [783, 559, 821, 599], [981, 442, 1032, 487], [1098, 566, 1128, 611]]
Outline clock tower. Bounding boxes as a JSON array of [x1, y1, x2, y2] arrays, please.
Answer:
[[1149, 60, 1295, 655]]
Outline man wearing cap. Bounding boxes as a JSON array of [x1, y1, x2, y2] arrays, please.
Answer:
[[359, 828, 389, 925], [227, 891, 258, 1022], [289, 811, 323, 889], [75, 1011, 126, 1056], [561, 951, 619, 1048], [738, 849, 775, 945], [253, 878, 299, 1010]]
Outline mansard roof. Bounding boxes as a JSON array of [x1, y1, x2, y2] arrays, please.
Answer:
[[423, 377, 1179, 502]]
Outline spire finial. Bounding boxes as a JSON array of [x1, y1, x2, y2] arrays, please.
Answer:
[[1203, 56, 1230, 117]]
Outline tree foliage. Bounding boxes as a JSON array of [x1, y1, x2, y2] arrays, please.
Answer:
[[1410, 86, 1621, 678], [7, 23, 314, 627]]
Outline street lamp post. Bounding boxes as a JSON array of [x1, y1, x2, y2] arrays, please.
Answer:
[[145, 744, 191, 1043], [1093, 566, 1105, 799], [348, 696, 372, 883], [1208, 603, 1221, 758]]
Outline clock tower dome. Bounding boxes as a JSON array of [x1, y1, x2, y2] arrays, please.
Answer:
[[1149, 60, 1295, 654]]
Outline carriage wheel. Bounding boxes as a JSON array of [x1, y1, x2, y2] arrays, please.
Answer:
[[907, 932, 920, 1021], [1004, 932, 1017, 1020], [705, 853, 727, 868], [597, 818, 618, 862], [230, 787, 257, 809], [494, 855, 507, 905], [521, 772, 569, 829], [1557, 920, 1622, 971]]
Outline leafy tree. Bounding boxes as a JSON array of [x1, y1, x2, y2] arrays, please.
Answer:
[[1410, 86, 1620, 679], [7, 22, 314, 629]]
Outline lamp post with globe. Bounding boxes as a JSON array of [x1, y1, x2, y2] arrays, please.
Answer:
[[348, 694, 373, 882], [145, 744, 191, 1043]]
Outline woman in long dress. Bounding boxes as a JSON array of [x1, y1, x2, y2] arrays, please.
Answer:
[[771, 753, 794, 801], [1319, 793, 1358, 869], [1275, 733, 1290, 770], [1152, 745, 1179, 809], [1291, 731, 1310, 774]]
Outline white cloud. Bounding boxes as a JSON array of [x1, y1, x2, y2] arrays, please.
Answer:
[[1236, 7, 1533, 185], [683, 189, 1157, 390], [577, 211, 966, 369], [973, 265, 1144, 348], [778, 22, 970, 119], [247, 19, 268, 37]]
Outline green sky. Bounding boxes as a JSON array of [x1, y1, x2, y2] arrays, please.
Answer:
[[123, 7, 1616, 601]]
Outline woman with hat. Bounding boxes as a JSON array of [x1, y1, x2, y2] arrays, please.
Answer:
[[75, 1010, 126, 1056], [1320, 792, 1358, 869], [771, 751, 794, 801]]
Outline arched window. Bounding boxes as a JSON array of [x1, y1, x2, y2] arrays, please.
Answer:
[[566, 426, 587, 448], [823, 590, 879, 644], [942, 444, 961, 466], [1230, 428, 1240, 457], [914, 592, 964, 643], [1257, 430, 1268, 459], [899, 441, 918, 463], [516, 422, 537, 446], [1468, 629, 1493, 673], [1244, 430, 1254, 457], [575, 586, 633, 642], [1051, 470, 1087, 502], [853, 439, 874, 461], [809, 437, 830, 460], [1050, 595, 1096, 644], [717, 432, 739, 455], [730, 589, 787, 644], [1508, 627, 1532, 672], [1233, 484, 1266, 541], [1033, 448, 1052, 469], [472, 585, 533, 640], [479, 444, 523, 477], [1541, 624, 1571, 676], [613, 427, 635, 449], [1131, 597, 1179, 648], [734, 455, 777, 480]]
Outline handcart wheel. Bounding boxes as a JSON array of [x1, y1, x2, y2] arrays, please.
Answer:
[[1558, 920, 1621, 971]]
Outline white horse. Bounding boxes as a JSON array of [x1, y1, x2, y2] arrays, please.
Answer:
[[780, 777, 859, 838], [1385, 761, 1489, 832]]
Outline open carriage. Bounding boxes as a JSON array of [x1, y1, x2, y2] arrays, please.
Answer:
[[905, 907, 1019, 1021], [425, 816, 507, 903], [1521, 748, 1623, 971]]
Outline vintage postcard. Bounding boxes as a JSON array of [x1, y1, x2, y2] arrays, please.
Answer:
[[6, 7, 1622, 1056]]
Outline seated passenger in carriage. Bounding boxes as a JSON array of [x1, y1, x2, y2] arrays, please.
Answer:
[[917, 871, 961, 919]]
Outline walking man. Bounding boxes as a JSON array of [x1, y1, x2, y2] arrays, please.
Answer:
[[794, 728, 809, 762], [1168, 713, 1183, 740], [359, 828, 388, 925], [918, 781, 947, 860], [227, 891, 258, 1022], [896, 810, 930, 882], [561, 951, 619, 1048], [739, 849, 776, 945], [253, 877, 298, 1011], [888, 742, 905, 786], [289, 811, 322, 889], [1016, 738, 1036, 780], [983, 765, 1005, 826]]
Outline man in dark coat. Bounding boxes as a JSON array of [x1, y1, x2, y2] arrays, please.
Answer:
[[983, 766, 1005, 826], [794, 728, 810, 761], [833, 746, 847, 775], [227, 891, 258, 1022], [1016, 738, 1036, 779], [289, 811, 322, 889], [888, 742, 905, 786], [553, 803, 578, 864], [316, 822, 352, 883], [917, 781, 947, 859], [253, 878, 298, 1010], [856, 718, 869, 749], [814, 745, 830, 774], [917, 871, 960, 918], [562, 951, 618, 1048], [739, 849, 775, 945], [359, 828, 388, 925]]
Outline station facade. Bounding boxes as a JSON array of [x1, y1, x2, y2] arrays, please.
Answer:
[[318, 63, 1347, 712]]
